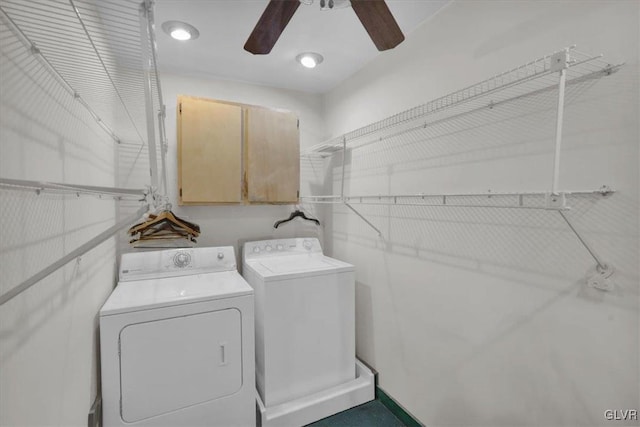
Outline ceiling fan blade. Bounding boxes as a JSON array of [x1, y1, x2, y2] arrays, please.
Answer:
[[350, 0, 405, 51], [244, 0, 300, 55]]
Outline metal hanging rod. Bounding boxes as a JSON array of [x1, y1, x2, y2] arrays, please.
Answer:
[[303, 46, 622, 156], [301, 188, 614, 210], [305, 193, 614, 283], [0, 177, 146, 200], [0, 205, 149, 306], [142, 0, 169, 195], [138, 0, 160, 193], [0, 5, 121, 144]]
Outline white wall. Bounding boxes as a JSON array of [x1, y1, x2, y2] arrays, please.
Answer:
[[0, 24, 118, 426], [0, 16, 326, 427], [154, 73, 327, 257], [2, 1, 637, 426], [322, 1, 639, 426]]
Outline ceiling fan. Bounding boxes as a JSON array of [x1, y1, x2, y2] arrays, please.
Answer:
[[244, 0, 405, 55]]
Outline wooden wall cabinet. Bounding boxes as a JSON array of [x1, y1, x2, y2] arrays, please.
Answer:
[[178, 96, 243, 204], [177, 95, 300, 205], [246, 107, 300, 203]]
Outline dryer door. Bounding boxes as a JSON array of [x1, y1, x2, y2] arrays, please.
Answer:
[[119, 308, 242, 423]]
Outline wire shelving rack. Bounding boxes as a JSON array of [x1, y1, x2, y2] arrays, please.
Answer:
[[0, 0, 165, 304], [301, 46, 623, 286], [303, 46, 619, 159]]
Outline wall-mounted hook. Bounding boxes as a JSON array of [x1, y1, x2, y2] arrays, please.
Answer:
[[587, 264, 614, 291], [597, 185, 614, 197]]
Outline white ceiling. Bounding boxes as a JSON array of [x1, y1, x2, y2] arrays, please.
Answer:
[[154, 0, 449, 94]]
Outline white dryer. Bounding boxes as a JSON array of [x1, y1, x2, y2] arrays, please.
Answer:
[[100, 247, 255, 427], [243, 238, 374, 427]]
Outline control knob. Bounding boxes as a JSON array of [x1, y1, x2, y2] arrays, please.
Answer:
[[173, 251, 191, 268]]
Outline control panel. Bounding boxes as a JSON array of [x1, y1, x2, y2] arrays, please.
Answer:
[[244, 238, 322, 259], [119, 247, 237, 282]]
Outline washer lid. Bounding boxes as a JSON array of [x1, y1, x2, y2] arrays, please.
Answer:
[[245, 254, 353, 281], [100, 271, 253, 316]]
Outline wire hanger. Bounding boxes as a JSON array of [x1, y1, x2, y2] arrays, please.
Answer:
[[274, 207, 320, 229]]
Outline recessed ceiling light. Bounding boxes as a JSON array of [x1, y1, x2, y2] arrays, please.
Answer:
[[296, 52, 324, 69], [161, 21, 200, 41]]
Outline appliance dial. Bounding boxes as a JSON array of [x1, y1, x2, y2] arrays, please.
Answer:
[[276, 244, 284, 251], [303, 240, 312, 250], [253, 246, 260, 253], [173, 251, 191, 268], [217, 252, 224, 260], [265, 245, 273, 252]]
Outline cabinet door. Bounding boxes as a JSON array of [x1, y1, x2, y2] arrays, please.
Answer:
[[178, 96, 243, 204], [246, 108, 300, 203]]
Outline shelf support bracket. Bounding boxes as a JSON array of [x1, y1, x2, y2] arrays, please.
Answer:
[[337, 134, 382, 236], [557, 210, 614, 290], [343, 202, 382, 237]]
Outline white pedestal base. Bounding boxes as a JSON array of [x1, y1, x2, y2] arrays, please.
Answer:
[[256, 360, 375, 427]]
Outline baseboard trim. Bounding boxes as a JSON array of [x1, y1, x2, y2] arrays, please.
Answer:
[[376, 387, 424, 427]]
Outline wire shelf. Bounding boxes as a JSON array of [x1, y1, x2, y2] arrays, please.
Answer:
[[300, 46, 622, 273], [301, 188, 614, 211], [0, 0, 165, 303], [0, 0, 166, 190], [303, 46, 622, 157], [0, 178, 145, 200]]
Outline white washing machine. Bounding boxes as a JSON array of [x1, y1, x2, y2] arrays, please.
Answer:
[[242, 238, 374, 427], [100, 247, 255, 427]]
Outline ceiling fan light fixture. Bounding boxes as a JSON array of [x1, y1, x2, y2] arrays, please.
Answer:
[[296, 52, 324, 69], [161, 21, 200, 41]]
